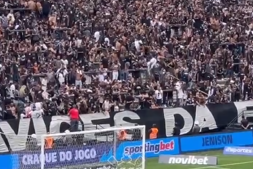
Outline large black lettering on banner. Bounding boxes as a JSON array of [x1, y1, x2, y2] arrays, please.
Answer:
[[0, 101, 253, 153]]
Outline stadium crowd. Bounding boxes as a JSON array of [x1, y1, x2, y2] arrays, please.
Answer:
[[0, 0, 253, 120]]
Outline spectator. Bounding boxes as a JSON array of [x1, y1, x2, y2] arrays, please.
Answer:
[[172, 123, 181, 136], [28, 103, 44, 118], [241, 116, 249, 130], [45, 134, 54, 149], [155, 86, 163, 106], [149, 124, 158, 139], [68, 105, 79, 132], [192, 121, 201, 134], [4, 105, 16, 120]]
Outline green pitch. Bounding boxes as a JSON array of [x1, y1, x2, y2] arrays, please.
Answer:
[[145, 151, 253, 169]]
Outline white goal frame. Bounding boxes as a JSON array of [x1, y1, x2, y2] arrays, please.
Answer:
[[40, 125, 146, 169]]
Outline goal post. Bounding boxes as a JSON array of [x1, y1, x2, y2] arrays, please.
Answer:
[[40, 125, 146, 169]]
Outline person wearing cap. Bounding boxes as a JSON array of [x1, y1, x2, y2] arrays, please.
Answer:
[[149, 124, 158, 139]]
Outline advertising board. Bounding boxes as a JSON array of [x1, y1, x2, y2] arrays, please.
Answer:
[[115, 137, 179, 160], [180, 131, 253, 152], [13, 143, 113, 169], [1, 130, 253, 169], [223, 146, 253, 156], [0, 137, 179, 169], [159, 155, 217, 165]]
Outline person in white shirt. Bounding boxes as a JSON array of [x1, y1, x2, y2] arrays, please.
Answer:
[[94, 31, 100, 42], [28, 103, 44, 118], [7, 10, 15, 25], [58, 70, 65, 85], [61, 58, 68, 69], [29, 109, 44, 118], [103, 99, 111, 114], [103, 76, 111, 84], [75, 38, 82, 48], [112, 61, 120, 80], [147, 57, 157, 74], [104, 37, 110, 46], [33, 102, 43, 111], [98, 67, 107, 82], [56, 68, 68, 86], [175, 81, 187, 106], [98, 73, 105, 82], [134, 39, 143, 52], [155, 87, 163, 106], [9, 82, 16, 98]]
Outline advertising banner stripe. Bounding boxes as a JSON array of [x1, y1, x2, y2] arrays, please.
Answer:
[[18, 143, 113, 169], [3, 101, 253, 153], [223, 146, 253, 156], [180, 131, 253, 152]]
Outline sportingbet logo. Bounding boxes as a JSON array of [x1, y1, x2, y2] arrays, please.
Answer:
[[168, 156, 208, 165], [124, 140, 174, 155], [159, 155, 218, 165]]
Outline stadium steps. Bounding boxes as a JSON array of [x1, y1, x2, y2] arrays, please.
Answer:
[[225, 123, 243, 131], [226, 107, 253, 131]]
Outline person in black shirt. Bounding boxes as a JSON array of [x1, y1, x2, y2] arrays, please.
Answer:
[[172, 122, 180, 136], [4, 105, 15, 120], [234, 87, 240, 102], [125, 94, 134, 110], [192, 121, 200, 134], [241, 116, 249, 130], [41, 0, 52, 19]]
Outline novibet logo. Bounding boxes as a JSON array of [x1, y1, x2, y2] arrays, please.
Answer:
[[159, 155, 217, 166], [168, 156, 208, 165]]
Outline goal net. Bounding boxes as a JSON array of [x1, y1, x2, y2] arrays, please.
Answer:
[[39, 125, 146, 169]]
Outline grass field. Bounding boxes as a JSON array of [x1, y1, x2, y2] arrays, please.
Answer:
[[144, 150, 253, 169]]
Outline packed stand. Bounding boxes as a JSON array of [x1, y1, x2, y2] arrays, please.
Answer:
[[0, 0, 253, 120]]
